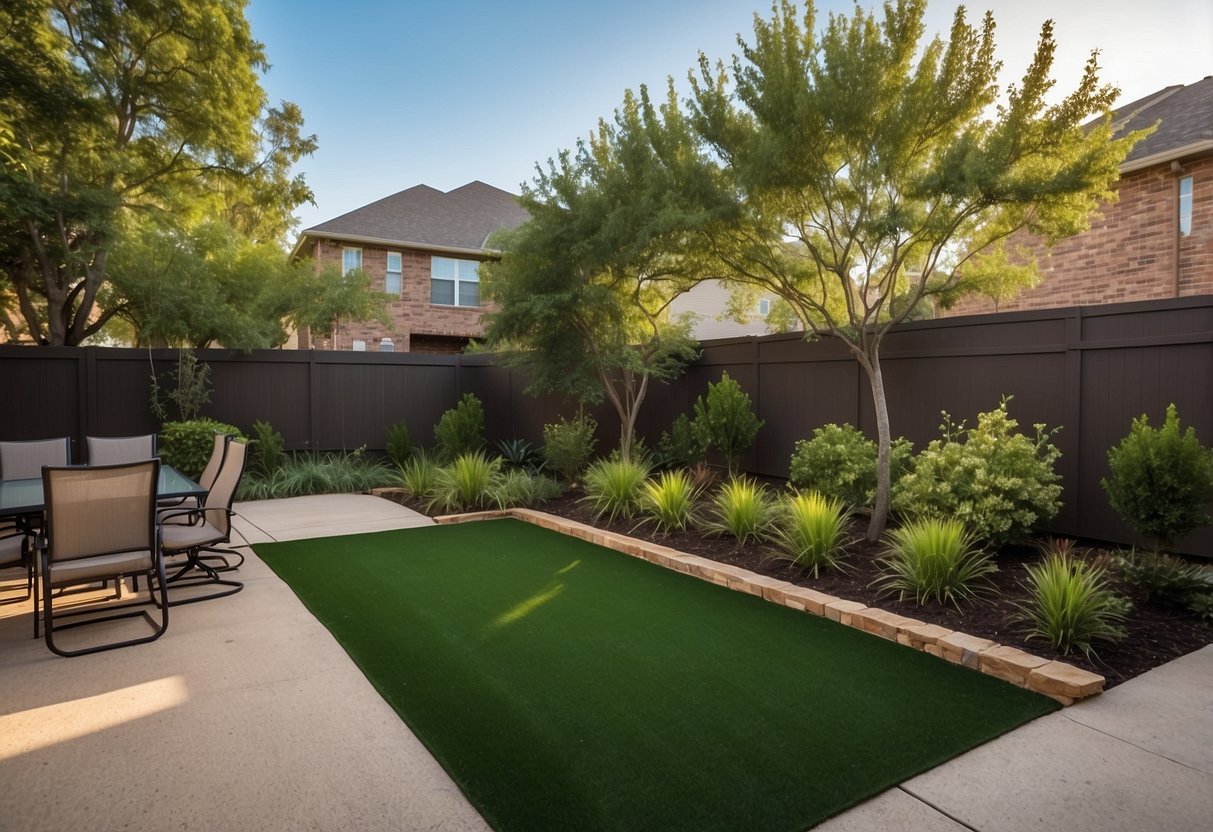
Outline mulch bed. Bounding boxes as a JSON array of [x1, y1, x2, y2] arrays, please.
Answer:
[[385, 490, 1212, 690]]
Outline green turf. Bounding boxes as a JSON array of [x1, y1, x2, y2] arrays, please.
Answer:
[[257, 519, 1057, 831]]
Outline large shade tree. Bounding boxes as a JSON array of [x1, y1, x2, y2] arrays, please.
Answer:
[[0, 0, 319, 345]]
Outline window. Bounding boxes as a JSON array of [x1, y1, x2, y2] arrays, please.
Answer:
[[758, 297, 771, 317], [386, 252, 402, 295], [342, 247, 362, 275], [1179, 176, 1193, 237], [430, 256, 480, 306]]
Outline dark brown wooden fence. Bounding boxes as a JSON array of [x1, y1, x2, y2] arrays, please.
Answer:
[[2, 295, 1211, 555]]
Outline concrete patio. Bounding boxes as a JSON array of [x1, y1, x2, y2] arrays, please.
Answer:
[[1, 494, 1210, 831]]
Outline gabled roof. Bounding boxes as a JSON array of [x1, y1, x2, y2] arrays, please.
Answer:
[[1105, 75, 1213, 171], [294, 181, 530, 257]]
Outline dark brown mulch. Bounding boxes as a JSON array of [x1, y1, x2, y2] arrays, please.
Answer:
[[386, 490, 1212, 690]]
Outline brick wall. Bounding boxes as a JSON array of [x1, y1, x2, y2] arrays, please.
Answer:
[[306, 239, 495, 353], [944, 155, 1213, 316]]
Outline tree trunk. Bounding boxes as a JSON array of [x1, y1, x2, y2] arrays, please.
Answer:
[[864, 347, 893, 542]]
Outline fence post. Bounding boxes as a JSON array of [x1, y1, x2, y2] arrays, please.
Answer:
[[308, 349, 319, 450], [1063, 306, 1084, 534]]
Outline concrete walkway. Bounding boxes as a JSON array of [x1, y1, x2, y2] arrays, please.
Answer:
[[1, 494, 1210, 831]]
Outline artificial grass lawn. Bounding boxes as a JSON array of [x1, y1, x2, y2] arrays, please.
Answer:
[[257, 519, 1058, 831]]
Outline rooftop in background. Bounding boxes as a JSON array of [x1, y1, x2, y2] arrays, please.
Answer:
[[293, 181, 531, 257], [1109, 75, 1213, 170]]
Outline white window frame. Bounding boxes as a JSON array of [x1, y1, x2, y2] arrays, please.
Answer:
[[386, 251, 403, 295], [430, 256, 481, 307], [342, 247, 362, 275], [758, 297, 771, 317], [1179, 176, 1194, 237]]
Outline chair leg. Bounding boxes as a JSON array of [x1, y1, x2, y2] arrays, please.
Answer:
[[42, 564, 171, 658], [161, 547, 243, 607]]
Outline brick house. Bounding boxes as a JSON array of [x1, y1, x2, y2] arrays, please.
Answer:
[[944, 76, 1213, 316], [290, 181, 530, 353]]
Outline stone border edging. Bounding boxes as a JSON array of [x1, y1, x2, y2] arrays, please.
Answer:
[[432, 507, 1104, 705]]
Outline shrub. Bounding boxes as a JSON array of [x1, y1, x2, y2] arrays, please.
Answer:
[[1018, 549, 1129, 657], [892, 398, 1062, 546], [1102, 404, 1213, 556], [543, 414, 598, 482], [428, 451, 501, 513], [638, 469, 701, 534], [581, 457, 649, 522], [497, 438, 542, 471], [398, 451, 439, 498], [237, 449, 395, 500], [1115, 549, 1213, 609], [693, 372, 763, 476], [772, 491, 851, 577], [249, 419, 285, 478], [160, 418, 246, 479], [702, 477, 775, 546], [492, 470, 562, 509], [385, 421, 414, 467], [875, 518, 997, 608], [788, 423, 912, 509], [434, 393, 484, 460], [658, 413, 707, 468]]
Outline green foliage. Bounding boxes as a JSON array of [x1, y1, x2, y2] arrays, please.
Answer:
[[772, 491, 851, 577], [427, 452, 502, 513], [1102, 404, 1213, 555], [581, 458, 651, 522], [249, 419, 285, 478], [692, 372, 763, 476], [658, 412, 708, 468], [497, 438, 542, 472], [149, 350, 213, 422], [398, 451, 440, 498], [702, 477, 776, 546], [492, 470, 562, 510], [236, 449, 396, 501], [639, 469, 702, 534], [542, 414, 599, 482], [434, 394, 485, 460], [159, 418, 246, 480], [1017, 549, 1129, 657], [875, 519, 997, 608], [1189, 593, 1213, 622], [789, 424, 913, 509], [893, 399, 1063, 545], [1115, 550, 1213, 609], [385, 421, 414, 468]]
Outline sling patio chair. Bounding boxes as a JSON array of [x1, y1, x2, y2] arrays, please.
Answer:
[[160, 439, 248, 605], [36, 459, 169, 657], [0, 436, 72, 479], [158, 433, 246, 571], [0, 526, 32, 604], [86, 433, 157, 464]]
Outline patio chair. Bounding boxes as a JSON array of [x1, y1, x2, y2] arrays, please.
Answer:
[[0, 437, 72, 479], [36, 459, 169, 657], [158, 432, 228, 523], [0, 526, 32, 604], [160, 439, 248, 605], [86, 434, 157, 464]]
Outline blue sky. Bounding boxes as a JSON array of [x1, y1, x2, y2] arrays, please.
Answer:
[[245, 0, 1213, 236]]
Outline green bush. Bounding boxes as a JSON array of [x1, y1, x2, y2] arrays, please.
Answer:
[[693, 372, 763, 476], [1018, 549, 1129, 657], [249, 419, 285, 478], [702, 477, 775, 546], [658, 413, 707, 468], [237, 449, 395, 500], [398, 451, 439, 498], [1102, 404, 1213, 556], [1115, 549, 1213, 609], [492, 470, 562, 509], [160, 418, 246, 479], [772, 491, 851, 577], [581, 457, 649, 522], [434, 393, 484, 460], [875, 518, 997, 608], [639, 469, 701, 534], [428, 451, 501, 513], [543, 414, 598, 482], [385, 420, 414, 467], [892, 399, 1062, 546], [788, 423, 912, 509]]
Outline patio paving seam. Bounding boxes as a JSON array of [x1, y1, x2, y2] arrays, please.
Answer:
[[894, 786, 982, 832], [1056, 710, 1213, 776]]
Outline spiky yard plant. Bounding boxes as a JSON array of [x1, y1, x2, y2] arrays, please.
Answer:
[[702, 477, 775, 546], [1018, 550, 1129, 657], [581, 457, 650, 522], [492, 470, 562, 509], [772, 491, 851, 577], [638, 469, 701, 534], [428, 451, 502, 513], [875, 518, 997, 608]]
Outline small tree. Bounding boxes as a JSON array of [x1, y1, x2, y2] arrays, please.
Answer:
[[1102, 404, 1213, 556], [692, 371, 763, 476], [434, 394, 485, 460]]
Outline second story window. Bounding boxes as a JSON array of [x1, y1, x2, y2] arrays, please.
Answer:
[[758, 297, 771, 317], [1179, 176, 1193, 237], [431, 256, 480, 307], [342, 247, 362, 275], [386, 252, 402, 295]]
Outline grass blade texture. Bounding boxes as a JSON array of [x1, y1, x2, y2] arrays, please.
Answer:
[[258, 519, 1056, 832]]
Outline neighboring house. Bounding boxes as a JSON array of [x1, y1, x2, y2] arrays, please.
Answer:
[[290, 181, 530, 353], [944, 75, 1213, 317], [669, 280, 789, 340]]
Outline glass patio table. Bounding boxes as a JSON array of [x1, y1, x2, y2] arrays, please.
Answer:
[[0, 464, 206, 520]]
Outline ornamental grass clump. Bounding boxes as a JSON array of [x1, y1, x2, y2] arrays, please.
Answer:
[[1115, 549, 1213, 611], [237, 449, 395, 500], [428, 451, 502, 513], [398, 451, 440, 498], [492, 469, 562, 509], [875, 518, 997, 608], [638, 469, 701, 534], [771, 491, 851, 577], [1017, 547, 1129, 657], [702, 477, 775, 546], [581, 458, 650, 522]]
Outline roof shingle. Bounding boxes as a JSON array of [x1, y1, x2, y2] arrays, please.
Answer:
[[1108, 75, 1213, 164]]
